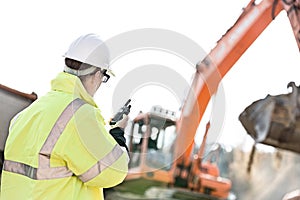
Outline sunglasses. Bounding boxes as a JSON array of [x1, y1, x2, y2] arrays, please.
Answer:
[[101, 70, 110, 83]]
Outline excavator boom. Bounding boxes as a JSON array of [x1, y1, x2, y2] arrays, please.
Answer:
[[175, 0, 300, 164]]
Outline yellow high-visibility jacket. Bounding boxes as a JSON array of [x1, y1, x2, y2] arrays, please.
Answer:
[[0, 72, 129, 200]]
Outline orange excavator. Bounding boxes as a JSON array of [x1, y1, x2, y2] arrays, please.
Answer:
[[175, 0, 300, 176], [1, 1, 299, 199], [108, 0, 300, 199], [174, 0, 299, 198], [109, 106, 232, 199]]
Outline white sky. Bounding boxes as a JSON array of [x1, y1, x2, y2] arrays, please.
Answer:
[[0, 0, 299, 149]]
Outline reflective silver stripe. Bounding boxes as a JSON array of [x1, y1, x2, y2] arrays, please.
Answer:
[[3, 160, 37, 179], [3, 160, 73, 180], [3, 98, 85, 180], [78, 144, 124, 183], [39, 98, 85, 169]]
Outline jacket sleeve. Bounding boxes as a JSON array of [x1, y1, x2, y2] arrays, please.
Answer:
[[61, 105, 129, 188]]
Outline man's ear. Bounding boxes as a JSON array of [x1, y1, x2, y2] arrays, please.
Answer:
[[95, 70, 102, 77], [93, 70, 102, 81]]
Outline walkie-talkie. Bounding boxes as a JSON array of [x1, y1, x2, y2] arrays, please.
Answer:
[[109, 99, 131, 125]]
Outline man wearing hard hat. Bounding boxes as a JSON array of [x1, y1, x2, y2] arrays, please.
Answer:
[[0, 33, 129, 200]]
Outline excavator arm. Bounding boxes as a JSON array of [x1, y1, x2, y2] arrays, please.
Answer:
[[175, 0, 300, 165]]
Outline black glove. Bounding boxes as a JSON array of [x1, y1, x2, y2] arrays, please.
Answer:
[[109, 127, 129, 153]]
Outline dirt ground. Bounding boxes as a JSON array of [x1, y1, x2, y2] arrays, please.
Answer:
[[229, 146, 300, 200]]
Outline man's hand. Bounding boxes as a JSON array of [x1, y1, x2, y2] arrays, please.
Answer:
[[114, 114, 129, 130], [109, 114, 129, 153]]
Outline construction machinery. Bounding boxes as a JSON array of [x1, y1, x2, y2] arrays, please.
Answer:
[[174, 0, 299, 198], [107, 0, 300, 199], [240, 81, 300, 154], [107, 106, 232, 200], [239, 82, 300, 200], [174, 0, 299, 180], [0, 0, 299, 199]]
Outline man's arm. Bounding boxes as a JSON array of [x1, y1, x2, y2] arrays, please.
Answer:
[[61, 105, 128, 188]]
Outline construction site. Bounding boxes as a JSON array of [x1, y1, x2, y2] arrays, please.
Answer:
[[1, 0, 300, 199]]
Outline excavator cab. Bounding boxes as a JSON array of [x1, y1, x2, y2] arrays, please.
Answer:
[[127, 106, 177, 181], [109, 106, 233, 200], [106, 106, 178, 199]]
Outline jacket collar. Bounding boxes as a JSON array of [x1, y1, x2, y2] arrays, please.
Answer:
[[51, 72, 98, 107]]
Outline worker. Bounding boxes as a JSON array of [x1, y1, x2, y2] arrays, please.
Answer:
[[0, 33, 129, 200]]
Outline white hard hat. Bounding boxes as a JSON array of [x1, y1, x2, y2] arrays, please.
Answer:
[[64, 33, 114, 76]]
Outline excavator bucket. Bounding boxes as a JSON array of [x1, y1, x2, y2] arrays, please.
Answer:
[[239, 82, 300, 154]]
